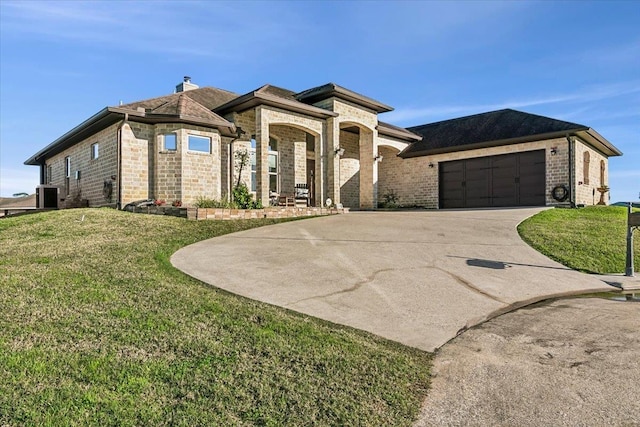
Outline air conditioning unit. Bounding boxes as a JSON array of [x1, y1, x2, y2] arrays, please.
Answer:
[[36, 185, 62, 209]]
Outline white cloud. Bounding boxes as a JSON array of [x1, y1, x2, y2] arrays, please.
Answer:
[[384, 81, 640, 125], [1, 1, 301, 59]]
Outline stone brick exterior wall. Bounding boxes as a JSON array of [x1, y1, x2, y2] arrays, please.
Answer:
[[154, 123, 183, 203], [377, 146, 433, 207], [45, 122, 119, 207], [120, 122, 152, 204], [270, 124, 307, 196], [377, 137, 573, 208], [180, 127, 221, 205], [574, 138, 609, 205], [40, 94, 611, 212], [251, 106, 325, 206], [339, 130, 360, 207]]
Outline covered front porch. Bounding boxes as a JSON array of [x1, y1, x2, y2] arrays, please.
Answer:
[[251, 108, 383, 210]]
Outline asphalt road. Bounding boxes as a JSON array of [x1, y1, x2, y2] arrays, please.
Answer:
[[414, 296, 640, 426]]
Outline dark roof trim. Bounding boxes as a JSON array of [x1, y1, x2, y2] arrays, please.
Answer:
[[576, 128, 622, 157], [295, 83, 393, 113], [399, 128, 622, 158], [25, 107, 122, 165], [215, 88, 338, 118], [377, 121, 422, 142], [25, 106, 238, 165]]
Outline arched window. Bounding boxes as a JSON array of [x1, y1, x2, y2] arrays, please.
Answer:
[[583, 152, 590, 185]]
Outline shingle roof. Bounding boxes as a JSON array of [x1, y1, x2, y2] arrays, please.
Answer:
[[402, 109, 591, 157], [377, 121, 422, 141], [214, 84, 339, 119], [295, 83, 393, 113], [147, 93, 232, 127], [120, 86, 239, 111], [259, 84, 297, 100]]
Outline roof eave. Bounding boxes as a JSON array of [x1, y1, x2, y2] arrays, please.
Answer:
[[576, 128, 623, 157], [296, 85, 394, 113], [376, 124, 422, 142], [24, 107, 124, 165], [215, 91, 338, 118], [398, 129, 590, 159], [140, 113, 235, 130]]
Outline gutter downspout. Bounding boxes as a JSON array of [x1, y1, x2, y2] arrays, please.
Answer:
[[566, 135, 575, 208], [116, 114, 128, 209], [39, 162, 46, 185]]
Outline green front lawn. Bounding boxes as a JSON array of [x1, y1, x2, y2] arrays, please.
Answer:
[[518, 206, 639, 274], [0, 209, 430, 426]]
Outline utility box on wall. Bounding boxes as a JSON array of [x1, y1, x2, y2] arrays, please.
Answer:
[[36, 185, 62, 209]]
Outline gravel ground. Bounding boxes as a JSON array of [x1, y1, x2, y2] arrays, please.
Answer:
[[415, 296, 640, 426]]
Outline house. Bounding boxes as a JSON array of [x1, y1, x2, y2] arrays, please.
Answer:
[[25, 77, 622, 210]]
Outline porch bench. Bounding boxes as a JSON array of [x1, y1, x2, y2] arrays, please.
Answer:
[[278, 196, 295, 207]]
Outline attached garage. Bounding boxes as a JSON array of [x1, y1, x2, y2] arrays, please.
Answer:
[[439, 150, 546, 208], [399, 109, 622, 209]]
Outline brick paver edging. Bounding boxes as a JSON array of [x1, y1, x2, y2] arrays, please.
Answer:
[[188, 207, 349, 220]]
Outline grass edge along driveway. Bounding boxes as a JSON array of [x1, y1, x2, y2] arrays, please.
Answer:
[[0, 208, 430, 427], [518, 205, 639, 275]]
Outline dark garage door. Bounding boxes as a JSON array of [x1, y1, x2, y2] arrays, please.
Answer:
[[439, 150, 545, 208]]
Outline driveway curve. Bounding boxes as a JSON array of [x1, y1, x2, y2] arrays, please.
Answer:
[[171, 208, 614, 352]]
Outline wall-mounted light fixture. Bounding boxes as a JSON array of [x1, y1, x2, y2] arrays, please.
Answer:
[[334, 147, 345, 157], [374, 153, 383, 162], [428, 162, 435, 168], [550, 147, 557, 155]]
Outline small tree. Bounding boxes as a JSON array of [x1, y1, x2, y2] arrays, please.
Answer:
[[235, 149, 250, 189]]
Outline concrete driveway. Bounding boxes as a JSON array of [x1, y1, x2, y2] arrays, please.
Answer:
[[171, 208, 614, 352]]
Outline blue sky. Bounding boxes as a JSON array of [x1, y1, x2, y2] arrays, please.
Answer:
[[1, 0, 638, 201]]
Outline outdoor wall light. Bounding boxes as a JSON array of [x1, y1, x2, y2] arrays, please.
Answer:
[[550, 147, 557, 155], [428, 162, 435, 168], [374, 153, 383, 162], [334, 147, 345, 156]]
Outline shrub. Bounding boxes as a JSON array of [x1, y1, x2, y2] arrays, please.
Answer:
[[194, 196, 235, 209], [379, 189, 399, 208], [232, 183, 262, 209]]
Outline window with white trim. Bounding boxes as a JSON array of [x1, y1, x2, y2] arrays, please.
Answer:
[[65, 156, 71, 195], [250, 137, 278, 193], [188, 135, 210, 153], [163, 133, 177, 151], [91, 143, 99, 159]]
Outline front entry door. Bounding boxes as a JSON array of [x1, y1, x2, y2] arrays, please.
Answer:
[[306, 159, 316, 207]]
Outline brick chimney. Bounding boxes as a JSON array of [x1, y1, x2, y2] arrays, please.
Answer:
[[175, 76, 199, 93]]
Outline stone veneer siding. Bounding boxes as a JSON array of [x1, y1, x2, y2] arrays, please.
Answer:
[[120, 122, 152, 204], [179, 126, 221, 206], [253, 106, 325, 206], [339, 130, 360, 207], [45, 122, 119, 207], [378, 137, 574, 208], [154, 123, 183, 203], [574, 139, 609, 206]]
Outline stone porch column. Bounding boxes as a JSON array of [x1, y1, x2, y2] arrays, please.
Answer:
[[326, 117, 341, 205], [255, 106, 270, 207], [315, 133, 324, 207], [359, 128, 375, 209]]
